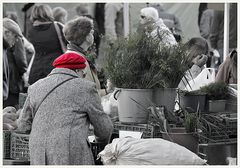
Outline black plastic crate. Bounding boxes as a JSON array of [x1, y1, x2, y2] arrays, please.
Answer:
[[10, 133, 30, 161], [3, 130, 11, 159], [90, 142, 107, 165]]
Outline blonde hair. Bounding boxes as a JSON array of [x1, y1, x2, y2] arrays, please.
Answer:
[[30, 4, 54, 22]]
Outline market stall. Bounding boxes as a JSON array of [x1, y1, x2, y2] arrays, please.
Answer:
[[2, 2, 237, 166]]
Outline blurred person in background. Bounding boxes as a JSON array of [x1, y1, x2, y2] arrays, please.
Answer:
[[198, 6, 214, 68], [148, 3, 183, 42], [209, 3, 237, 68], [17, 52, 113, 165], [3, 18, 28, 109], [63, 16, 107, 95], [178, 37, 209, 89], [28, 4, 67, 85], [138, 7, 177, 47], [5, 11, 35, 66], [215, 49, 237, 84], [95, 3, 106, 36], [209, 10, 224, 67], [75, 4, 100, 56], [104, 3, 124, 45], [75, 4, 106, 90], [96, 3, 124, 69], [199, 8, 214, 41], [52, 6, 68, 25], [198, 3, 208, 28]]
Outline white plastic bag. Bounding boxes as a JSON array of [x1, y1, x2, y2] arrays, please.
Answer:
[[101, 92, 118, 121], [185, 68, 215, 91], [98, 137, 206, 165]]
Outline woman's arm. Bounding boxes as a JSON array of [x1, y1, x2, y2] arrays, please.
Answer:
[[84, 83, 113, 143], [16, 95, 34, 133]]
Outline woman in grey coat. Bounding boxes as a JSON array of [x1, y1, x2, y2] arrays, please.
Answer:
[[17, 51, 113, 165]]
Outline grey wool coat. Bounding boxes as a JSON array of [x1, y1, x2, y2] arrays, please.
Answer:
[[17, 68, 113, 165]]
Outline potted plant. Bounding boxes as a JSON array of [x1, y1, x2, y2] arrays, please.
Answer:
[[179, 89, 207, 112], [200, 82, 228, 112], [105, 34, 154, 124], [159, 108, 200, 154], [149, 43, 190, 114], [105, 33, 190, 123]]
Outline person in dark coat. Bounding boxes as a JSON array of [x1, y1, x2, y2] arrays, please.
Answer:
[[28, 4, 67, 85], [3, 18, 28, 109], [17, 52, 113, 165], [95, 3, 106, 36]]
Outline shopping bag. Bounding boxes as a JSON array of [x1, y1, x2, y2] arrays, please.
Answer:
[[185, 68, 215, 91]]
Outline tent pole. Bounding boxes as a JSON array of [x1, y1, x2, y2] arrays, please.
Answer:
[[223, 3, 230, 61], [123, 3, 130, 37]]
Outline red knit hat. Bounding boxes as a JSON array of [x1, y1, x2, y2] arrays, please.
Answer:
[[52, 52, 86, 69]]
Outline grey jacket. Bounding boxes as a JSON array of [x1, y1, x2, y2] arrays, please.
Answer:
[[104, 3, 124, 43], [199, 9, 214, 39], [17, 68, 113, 165], [209, 10, 224, 50]]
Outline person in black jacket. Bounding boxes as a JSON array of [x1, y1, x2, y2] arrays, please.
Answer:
[[28, 4, 67, 85], [3, 18, 28, 109]]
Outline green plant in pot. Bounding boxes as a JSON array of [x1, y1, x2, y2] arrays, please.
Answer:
[[104, 34, 155, 124], [148, 42, 190, 114], [200, 82, 228, 112], [161, 108, 200, 154], [104, 33, 189, 124]]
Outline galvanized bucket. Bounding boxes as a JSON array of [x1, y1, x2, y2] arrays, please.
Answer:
[[114, 88, 153, 124]]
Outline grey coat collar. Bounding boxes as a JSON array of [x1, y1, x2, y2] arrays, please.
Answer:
[[49, 68, 79, 78]]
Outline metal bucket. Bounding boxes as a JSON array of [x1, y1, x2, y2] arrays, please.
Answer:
[[152, 88, 177, 113], [161, 127, 199, 154], [208, 100, 226, 112], [114, 88, 153, 124], [179, 94, 207, 112], [199, 141, 237, 165]]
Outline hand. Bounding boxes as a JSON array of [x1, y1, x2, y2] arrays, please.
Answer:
[[192, 54, 208, 67], [3, 112, 18, 130], [3, 123, 17, 130]]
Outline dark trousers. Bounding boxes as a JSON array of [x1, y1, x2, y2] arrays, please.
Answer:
[[3, 93, 19, 110]]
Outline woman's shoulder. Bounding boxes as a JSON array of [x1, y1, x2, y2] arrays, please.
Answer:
[[73, 78, 96, 89]]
